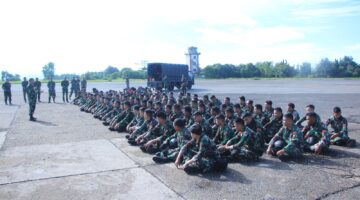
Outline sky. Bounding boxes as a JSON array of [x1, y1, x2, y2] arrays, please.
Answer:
[[0, 0, 359, 78]]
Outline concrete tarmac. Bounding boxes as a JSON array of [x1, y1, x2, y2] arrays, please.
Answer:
[[0, 79, 359, 200]]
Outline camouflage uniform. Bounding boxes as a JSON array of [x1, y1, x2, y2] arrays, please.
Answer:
[[141, 120, 175, 153], [129, 118, 158, 140], [81, 79, 87, 92], [264, 116, 283, 143], [115, 110, 134, 131], [27, 84, 37, 117], [170, 111, 184, 122], [184, 116, 194, 128], [2, 82, 11, 104], [213, 124, 235, 145], [21, 80, 28, 102], [246, 118, 265, 147], [296, 113, 321, 128], [253, 112, 268, 126], [154, 128, 192, 162], [226, 127, 263, 161], [269, 125, 304, 158], [181, 134, 222, 173], [47, 80, 56, 102], [199, 119, 214, 138], [288, 110, 300, 123], [326, 116, 350, 146], [61, 79, 69, 102], [304, 123, 330, 152], [34, 80, 42, 101]]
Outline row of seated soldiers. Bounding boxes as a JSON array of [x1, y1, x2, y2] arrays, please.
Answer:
[[72, 87, 356, 173]]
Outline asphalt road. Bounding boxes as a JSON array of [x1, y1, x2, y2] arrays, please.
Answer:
[[0, 79, 359, 200]]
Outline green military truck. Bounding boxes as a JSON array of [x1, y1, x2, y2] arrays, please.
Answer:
[[147, 63, 194, 91]]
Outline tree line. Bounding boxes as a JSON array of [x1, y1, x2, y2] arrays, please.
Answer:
[[201, 56, 360, 78], [2, 56, 359, 82], [41, 64, 146, 81]]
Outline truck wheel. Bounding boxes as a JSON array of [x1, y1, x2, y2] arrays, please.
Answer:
[[175, 83, 181, 89], [187, 84, 192, 90], [167, 84, 175, 91]]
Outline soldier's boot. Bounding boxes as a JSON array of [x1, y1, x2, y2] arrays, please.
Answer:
[[346, 139, 356, 148], [152, 156, 171, 163], [103, 121, 110, 126], [29, 115, 37, 121], [278, 154, 291, 162], [184, 165, 201, 174], [48, 97, 51, 103]]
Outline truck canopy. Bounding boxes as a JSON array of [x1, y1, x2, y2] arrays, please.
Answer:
[[147, 63, 188, 81]]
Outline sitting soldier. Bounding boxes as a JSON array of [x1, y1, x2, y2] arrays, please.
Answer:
[[287, 103, 300, 123], [219, 118, 263, 162], [296, 104, 321, 129], [303, 112, 331, 155], [169, 104, 184, 122], [264, 107, 284, 143], [253, 104, 268, 126], [266, 113, 304, 161], [213, 114, 235, 145], [193, 111, 213, 138], [140, 111, 175, 154], [183, 106, 194, 128], [126, 105, 144, 133], [326, 106, 356, 147], [127, 109, 158, 144], [175, 124, 228, 174], [109, 101, 134, 132], [102, 100, 122, 126], [152, 119, 191, 163], [225, 107, 235, 128]]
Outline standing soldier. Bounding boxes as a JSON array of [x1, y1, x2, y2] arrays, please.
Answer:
[[181, 75, 187, 94], [125, 75, 130, 89], [2, 79, 12, 105], [81, 77, 87, 93], [34, 77, 42, 102], [27, 78, 37, 121], [75, 77, 81, 97], [69, 77, 76, 99], [21, 77, 29, 103], [61, 77, 70, 103], [47, 77, 56, 103]]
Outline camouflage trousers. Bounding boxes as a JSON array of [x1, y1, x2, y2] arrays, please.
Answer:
[[228, 147, 260, 162], [28, 101, 36, 116], [155, 147, 181, 161]]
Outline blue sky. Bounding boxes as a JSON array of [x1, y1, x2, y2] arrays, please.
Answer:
[[0, 0, 359, 78]]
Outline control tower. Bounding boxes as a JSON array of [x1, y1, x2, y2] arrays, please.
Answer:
[[185, 47, 201, 75]]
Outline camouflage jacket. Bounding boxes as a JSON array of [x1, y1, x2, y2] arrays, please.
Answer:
[[326, 116, 348, 136], [269, 124, 304, 153], [227, 127, 263, 154], [213, 124, 235, 145]]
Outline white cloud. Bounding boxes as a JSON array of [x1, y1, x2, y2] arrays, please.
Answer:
[[195, 26, 306, 47], [346, 44, 360, 51], [292, 5, 360, 18]]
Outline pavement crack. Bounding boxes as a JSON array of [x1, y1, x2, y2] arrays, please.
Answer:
[[108, 139, 187, 200], [316, 182, 360, 200], [0, 166, 140, 187]]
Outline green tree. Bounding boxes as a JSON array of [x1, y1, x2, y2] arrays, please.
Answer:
[[1, 71, 21, 81], [274, 60, 297, 77], [256, 61, 274, 77], [299, 62, 312, 77], [42, 62, 55, 80], [104, 66, 119, 76]]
